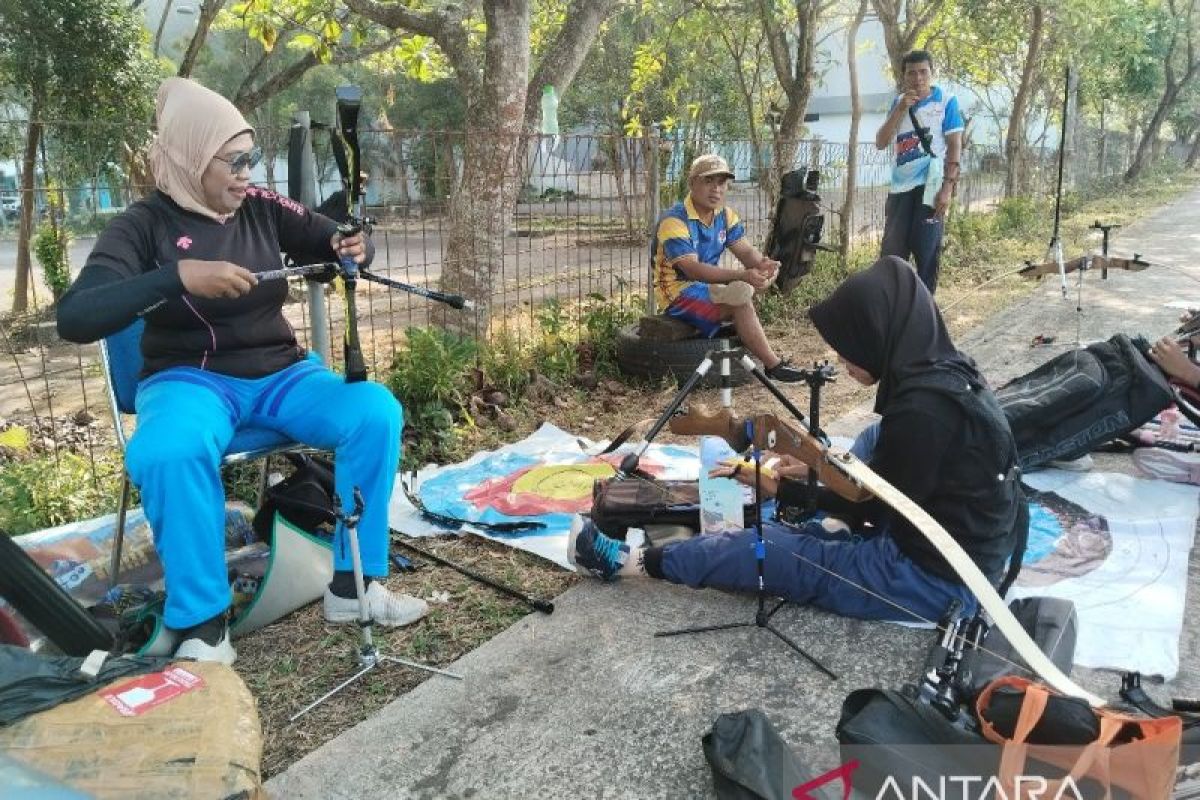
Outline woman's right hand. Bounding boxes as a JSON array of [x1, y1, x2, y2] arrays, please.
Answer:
[[178, 259, 257, 299]]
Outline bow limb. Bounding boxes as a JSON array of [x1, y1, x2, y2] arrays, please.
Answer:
[[1018, 254, 1152, 279], [833, 451, 1106, 707]]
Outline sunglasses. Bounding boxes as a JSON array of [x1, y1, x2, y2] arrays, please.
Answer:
[[212, 145, 263, 174]]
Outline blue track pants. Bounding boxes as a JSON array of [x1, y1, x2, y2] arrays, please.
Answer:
[[125, 356, 402, 629]]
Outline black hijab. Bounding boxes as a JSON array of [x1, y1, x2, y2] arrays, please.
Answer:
[[808, 256, 981, 413]]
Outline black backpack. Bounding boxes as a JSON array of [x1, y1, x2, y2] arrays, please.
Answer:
[[996, 334, 1173, 470], [763, 169, 827, 294]]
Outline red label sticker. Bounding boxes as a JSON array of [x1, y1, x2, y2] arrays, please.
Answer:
[[99, 666, 206, 717]]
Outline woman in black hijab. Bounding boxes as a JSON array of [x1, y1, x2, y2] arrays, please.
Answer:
[[567, 256, 1026, 623]]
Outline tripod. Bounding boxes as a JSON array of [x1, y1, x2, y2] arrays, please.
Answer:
[[620, 347, 837, 679], [290, 488, 462, 722]]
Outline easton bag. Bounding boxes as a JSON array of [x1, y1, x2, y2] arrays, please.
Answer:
[[996, 334, 1173, 470], [589, 478, 757, 539]]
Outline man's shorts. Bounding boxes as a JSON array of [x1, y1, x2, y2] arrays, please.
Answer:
[[665, 281, 754, 338]]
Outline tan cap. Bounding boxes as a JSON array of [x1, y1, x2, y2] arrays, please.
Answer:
[[688, 153, 735, 181]]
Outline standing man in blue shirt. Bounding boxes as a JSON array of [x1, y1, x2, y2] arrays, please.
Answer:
[[875, 50, 964, 293]]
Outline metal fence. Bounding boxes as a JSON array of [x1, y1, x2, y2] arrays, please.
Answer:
[[0, 119, 1173, 495]]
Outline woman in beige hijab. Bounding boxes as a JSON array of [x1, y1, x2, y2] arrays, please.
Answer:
[[57, 77, 426, 664]]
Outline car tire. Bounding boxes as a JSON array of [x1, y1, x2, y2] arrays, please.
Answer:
[[0, 532, 113, 655], [614, 324, 753, 388]]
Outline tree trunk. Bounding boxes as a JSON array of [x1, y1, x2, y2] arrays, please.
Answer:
[[1004, 5, 1044, 198], [12, 108, 41, 315], [839, 0, 869, 263], [153, 0, 174, 57], [1126, 81, 1185, 182], [177, 0, 226, 78], [1187, 128, 1200, 168], [436, 0, 530, 335], [759, 0, 821, 206], [522, 0, 617, 129], [870, 0, 947, 87]]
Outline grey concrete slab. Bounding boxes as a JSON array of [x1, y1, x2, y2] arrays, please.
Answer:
[[269, 188, 1200, 800]]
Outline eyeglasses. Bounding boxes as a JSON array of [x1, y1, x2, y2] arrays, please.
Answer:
[[212, 145, 263, 175]]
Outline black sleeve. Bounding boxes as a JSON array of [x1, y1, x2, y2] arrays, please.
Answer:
[[56, 263, 185, 343], [774, 391, 961, 522], [55, 207, 186, 343], [776, 479, 885, 527], [868, 395, 961, 506], [314, 191, 348, 223]]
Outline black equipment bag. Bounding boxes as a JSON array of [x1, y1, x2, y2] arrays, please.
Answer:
[[703, 709, 842, 800], [996, 334, 1173, 469], [589, 478, 756, 539], [764, 169, 826, 294], [251, 452, 337, 543], [836, 687, 998, 794], [964, 597, 1078, 699]]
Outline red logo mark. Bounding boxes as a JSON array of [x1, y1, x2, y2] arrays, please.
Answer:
[[176, 235, 192, 250], [793, 759, 859, 800]]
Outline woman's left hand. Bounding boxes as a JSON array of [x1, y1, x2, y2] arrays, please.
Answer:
[[332, 230, 367, 265]]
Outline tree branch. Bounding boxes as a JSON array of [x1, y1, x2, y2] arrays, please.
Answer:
[[177, 0, 228, 78], [341, 0, 481, 100], [523, 0, 618, 128], [758, 0, 794, 90], [233, 35, 403, 113]]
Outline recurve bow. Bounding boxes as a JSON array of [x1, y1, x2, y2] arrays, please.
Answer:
[[667, 404, 1106, 707]]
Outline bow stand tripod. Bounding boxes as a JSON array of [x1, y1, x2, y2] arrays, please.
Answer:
[[615, 346, 839, 680]]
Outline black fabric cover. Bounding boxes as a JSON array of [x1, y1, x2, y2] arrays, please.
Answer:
[[703, 708, 837, 800], [251, 452, 336, 543], [997, 334, 1173, 469], [0, 645, 170, 726], [836, 688, 997, 794]]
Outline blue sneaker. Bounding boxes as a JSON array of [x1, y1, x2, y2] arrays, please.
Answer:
[[567, 516, 628, 581]]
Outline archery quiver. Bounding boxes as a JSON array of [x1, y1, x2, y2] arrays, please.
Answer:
[[764, 169, 826, 294], [996, 334, 1173, 470]]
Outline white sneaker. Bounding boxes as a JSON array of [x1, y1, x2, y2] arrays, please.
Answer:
[[1048, 454, 1094, 471], [174, 628, 236, 665], [323, 582, 428, 628]]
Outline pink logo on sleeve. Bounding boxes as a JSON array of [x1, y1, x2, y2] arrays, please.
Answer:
[[176, 236, 193, 250]]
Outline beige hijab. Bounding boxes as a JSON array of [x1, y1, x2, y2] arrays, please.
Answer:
[[149, 77, 254, 221]]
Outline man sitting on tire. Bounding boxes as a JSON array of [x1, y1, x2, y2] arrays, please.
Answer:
[[653, 154, 804, 382]]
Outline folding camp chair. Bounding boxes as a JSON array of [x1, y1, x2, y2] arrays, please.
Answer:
[[99, 318, 305, 588]]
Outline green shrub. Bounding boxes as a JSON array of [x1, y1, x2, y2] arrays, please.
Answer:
[[386, 326, 477, 412], [33, 223, 72, 300], [480, 329, 532, 398], [993, 196, 1041, 237], [384, 326, 478, 464], [530, 298, 579, 382], [0, 451, 123, 536], [580, 292, 642, 373]]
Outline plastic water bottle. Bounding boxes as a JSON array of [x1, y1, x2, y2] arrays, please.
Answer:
[[540, 85, 560, 137]]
